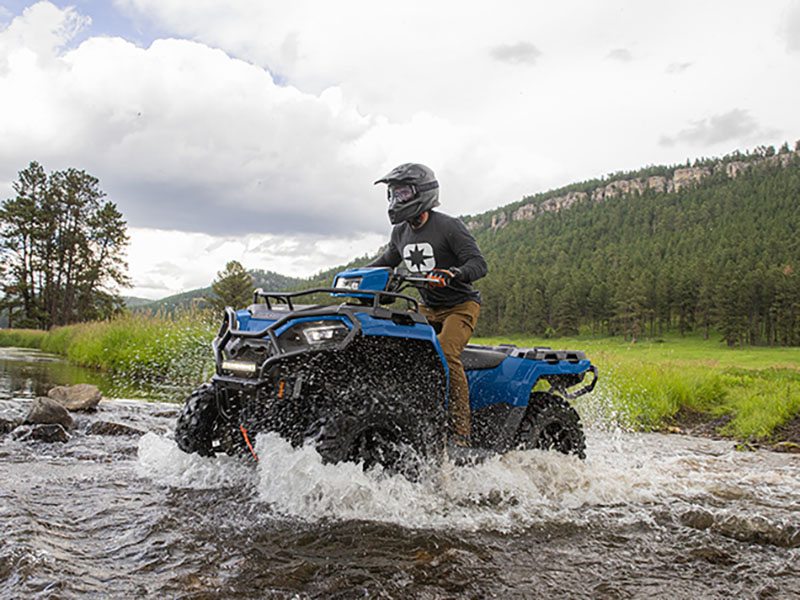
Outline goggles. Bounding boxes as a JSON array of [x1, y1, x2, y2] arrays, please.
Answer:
[[386, 181, 438, 204]]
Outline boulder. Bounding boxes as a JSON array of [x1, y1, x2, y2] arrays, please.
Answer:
[[47, 384, 103, 411], [12, 423, 70, 443], [25, 397, 74, 429], [773, 441, 800, 454], [86, 421, 144, 437], [0, 416, 20, 435]]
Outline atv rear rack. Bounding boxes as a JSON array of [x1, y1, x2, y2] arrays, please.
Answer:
[[556, 364, 599, 399]]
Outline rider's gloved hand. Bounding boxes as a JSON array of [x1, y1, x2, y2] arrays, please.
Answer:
[[426, 267, 462, 288]]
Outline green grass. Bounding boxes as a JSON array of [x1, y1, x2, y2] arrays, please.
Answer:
[[475, 333, 800, 441], [3, 322, 799, 441], [0, 328, 49, 349]]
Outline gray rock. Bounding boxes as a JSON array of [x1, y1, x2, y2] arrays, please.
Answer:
[[86, 421, 144, 437], [152, 409, 179, 419], [47, 384, 103, 411], [25, 397, 74, 429], [12, 423, 70, 443], [0, 416, 20, 435]]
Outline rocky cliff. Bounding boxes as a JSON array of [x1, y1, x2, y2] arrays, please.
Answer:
[[474, 149, 799, 232]]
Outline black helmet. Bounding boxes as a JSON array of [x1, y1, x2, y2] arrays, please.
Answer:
[[374, 162, 440, 225]]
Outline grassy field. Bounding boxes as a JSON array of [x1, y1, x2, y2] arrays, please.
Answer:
[[2, 318, 799, 442], [476, 333, 800, 442]]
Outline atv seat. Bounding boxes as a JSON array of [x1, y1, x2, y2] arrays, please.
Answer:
[[460, 347, 508, 370]]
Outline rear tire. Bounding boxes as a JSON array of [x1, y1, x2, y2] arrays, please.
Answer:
[[516, 392, 586, 459], [175, 384, 218, 456]]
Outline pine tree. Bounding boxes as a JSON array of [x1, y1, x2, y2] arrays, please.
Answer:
[[715, 268, 749, 347], [553, 285, 580, 336], [209, 261, 254, 311], [0, 162, 129, 328]]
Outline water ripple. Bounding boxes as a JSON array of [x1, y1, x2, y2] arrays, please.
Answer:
[[0, 375, 798, 597]]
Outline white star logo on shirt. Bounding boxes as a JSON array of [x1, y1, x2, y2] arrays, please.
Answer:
[[403, 243, 436, 273]]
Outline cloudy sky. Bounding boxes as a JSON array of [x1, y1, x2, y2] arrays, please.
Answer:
[[1, 1, 799, 298]]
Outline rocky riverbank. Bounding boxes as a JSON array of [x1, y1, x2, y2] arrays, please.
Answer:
[[0, 384, 178, 447]]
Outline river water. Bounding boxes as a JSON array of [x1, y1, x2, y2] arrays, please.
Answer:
[[1, 347, 798, 599]]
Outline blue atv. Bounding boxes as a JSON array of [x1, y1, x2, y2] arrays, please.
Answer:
[[175, 267, 598, 469]]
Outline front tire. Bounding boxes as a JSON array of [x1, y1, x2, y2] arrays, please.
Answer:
[[516, 392, 586, 459], [308, 391, 446, 475], [175, 384, 218, 456]]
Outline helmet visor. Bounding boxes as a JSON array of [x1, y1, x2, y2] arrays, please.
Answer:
[[387, 183, 417, 204]]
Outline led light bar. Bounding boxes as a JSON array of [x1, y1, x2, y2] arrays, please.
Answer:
[[221, 360, 257, 374]]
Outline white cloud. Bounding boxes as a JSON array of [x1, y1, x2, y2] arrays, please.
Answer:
[[666, 61, 692, 74], [126, 228, 385, 298], [489, 42, 542, 65], [0, 19, 384, 236], [2, 1, 800, 298], [783, 0, 800, 52], [0, 2, 89, 68], [659, 109, 774, 147], [0, 2, 540, 238], [607, 48, 633, 62]]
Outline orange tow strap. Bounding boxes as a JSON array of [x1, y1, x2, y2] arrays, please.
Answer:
[[239, 425, 259, 461]]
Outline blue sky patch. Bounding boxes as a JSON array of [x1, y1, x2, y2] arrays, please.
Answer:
[[1, 0, 166, 48]]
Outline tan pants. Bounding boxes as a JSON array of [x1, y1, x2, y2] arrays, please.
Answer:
[[420, 300, 481, 440]]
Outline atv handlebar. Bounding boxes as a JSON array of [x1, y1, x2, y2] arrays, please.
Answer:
[[396, 274, 431, 286], [390, 271, 448, 294]]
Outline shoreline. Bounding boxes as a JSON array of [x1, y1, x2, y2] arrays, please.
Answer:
[[660, 409, 800, 454], [3, 325, 800, 449]]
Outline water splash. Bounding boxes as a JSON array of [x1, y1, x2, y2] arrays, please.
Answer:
[[137, 428, 800, 538], [137, 432, 254, 489]]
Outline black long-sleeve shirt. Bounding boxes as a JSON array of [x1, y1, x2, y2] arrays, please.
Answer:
[[368, 210, 488, 308]]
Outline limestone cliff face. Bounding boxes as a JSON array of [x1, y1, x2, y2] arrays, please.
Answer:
[[479, 150, 799, 232]]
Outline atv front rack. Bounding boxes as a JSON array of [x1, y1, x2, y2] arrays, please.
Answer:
[[213, 289, 428, 382], [252, 287, 420, 312]]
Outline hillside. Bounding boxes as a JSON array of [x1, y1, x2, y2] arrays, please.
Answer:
[[130, 269, 302, 315], [122, 296, 154, 308], [466, 144, 800, 346], [125, 143, 800, 347]]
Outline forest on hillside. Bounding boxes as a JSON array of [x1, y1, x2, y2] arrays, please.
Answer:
[[109, 147, 800, 349], [471, 158, 800, 346]]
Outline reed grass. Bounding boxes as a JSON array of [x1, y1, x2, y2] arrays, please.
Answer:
[[0, 309, 218, 388], [0, 328, 49, 349]]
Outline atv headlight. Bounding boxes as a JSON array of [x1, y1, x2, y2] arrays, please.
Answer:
[[335, 276, 362, 290], [221, 360, 257, 375], [277, 319, 351, 353], [303, 324, 348, 344]]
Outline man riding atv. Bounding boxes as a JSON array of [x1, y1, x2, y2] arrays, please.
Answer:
[[368, 162, 487, 448], [174, 164, 595, 471]]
